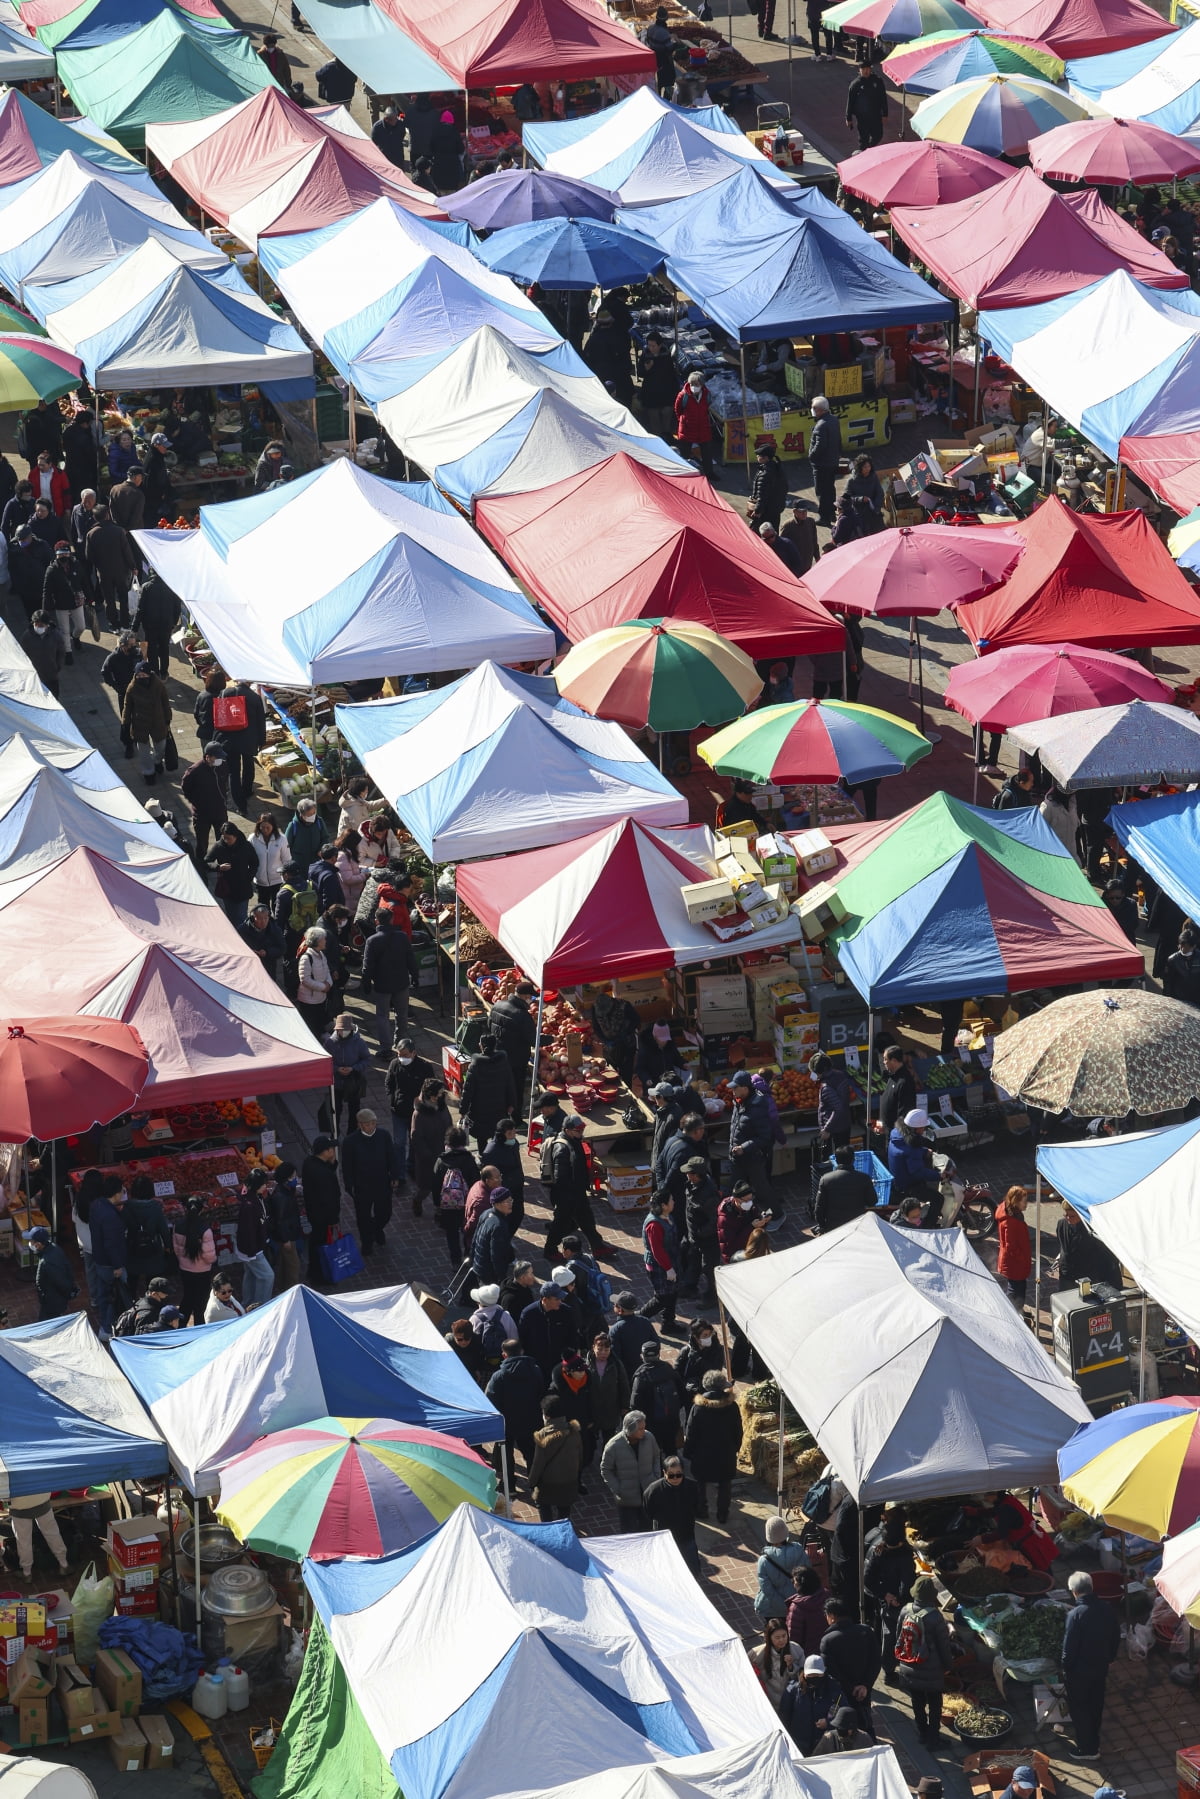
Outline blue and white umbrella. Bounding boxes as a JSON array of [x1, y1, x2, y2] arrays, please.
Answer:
[[440, 168, 617, 229], [476, 215, 665, 290]]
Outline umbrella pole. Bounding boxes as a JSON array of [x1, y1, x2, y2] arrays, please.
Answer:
[[776, 1386, 786, 1521], [528, 989, 546, 1155], [972, 337, 981, 427], [453, 889, 462, 1034], [717, 1293, 734, 1383], [1139, 1289, 1148, 1401], [906, 620, 914, 698], [1033, 1166, 1042, 1340], [739, 344, 752, 480], [1040, 404, 1054, 494]]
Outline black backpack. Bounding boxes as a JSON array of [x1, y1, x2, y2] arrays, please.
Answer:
[[476, 1313, 508, 1363], [801, 1473, 835, 1524], [113, 1298, 153, 1338], [125, 1210, 160, 1260]]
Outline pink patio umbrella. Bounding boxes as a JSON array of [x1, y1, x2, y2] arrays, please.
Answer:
[[1029, 115, 1200, 185], [802, 521, 1024, 737], [838, 137, 1016, 206]]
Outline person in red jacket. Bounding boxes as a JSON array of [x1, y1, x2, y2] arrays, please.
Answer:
[[32, 451, 70, 517], [995, 1184, 1032, 1311], [673, 371, 718, 482]]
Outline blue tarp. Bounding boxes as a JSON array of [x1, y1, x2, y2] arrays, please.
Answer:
[[1108, 788, 1200, 928], [0, 1313, 166, 1498], [624, 164, 952, 340]]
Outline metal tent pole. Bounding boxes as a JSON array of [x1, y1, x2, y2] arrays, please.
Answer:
[[1139, 1290, 1149, 1401], [193, 1497, 203, 1642], [739, 344, 752, 479], [1033, 1166, 1043, 1337], [499, 1446, 512, 1516], [347, 384, 358, 453], [453, 890, 462, 1032], [717, 1293, 734, 1382], [972, 337, 982, 425], [857, 1501, 866, 1620], [865, 1010, 875, 1134], [776, 1387, 787, 1520], [50, 1138, 58, 1234], [528, 988, 546, 1153]]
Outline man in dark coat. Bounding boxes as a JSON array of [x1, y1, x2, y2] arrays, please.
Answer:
[[682, 1369, 743, 1521], [545, 1115, 606, 1261], [610, 1292, 659, 1378], [85, 506, 137, 627], [371, 105, 407, 166], [301, 1134, 343, 1285], [645, 1456, 703, 1571], [361, 913, 417, 1056], [582, 311, 633, 405], [384, 1038, 437, 1178], [748, 444, 789, 533], [19, 610, 64, 695], [460, 1030, 518, 1151], [486, 1339, 545, 1485], [19, 399, 62, 470], [681, 1157, 721, 1301], [878, 1046, 916, 1138], [519, 1283, 578, 1379], [62, 408, 100, 497], [205, 823, 258, 926], [471, 1191, 515, 1287], [132, 570, 180, 678], [211, 679, 267, 814], [846, 66, 889, 150], [808, 397, 842, 528], [309, 845, 345, 913], [821, 1598, 882, 1738], [728, 1071, 773, 1208], [814, 1147, 877, 1234], [181, 745, 230, 860], [27, 1227, 77, 1319], [340, 1108, 398, 1254], [239, 903, 286, 983], [630, 1338, 685, 1456], [11, 533, 50, 623], [1062, 1570, 1121, 1759], [108, 467, 146, 533], [488, 982, 537, 1122], [482, 1118, 525, 1232]]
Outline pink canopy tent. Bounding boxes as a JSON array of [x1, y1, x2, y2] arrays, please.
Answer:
[[0, 847, 330, 1105], [838, 139, 1016, 207], [144, 88, 447, 243], [974, 0, 1172, 57], [892, 167, 1187, 308], [454, 818, 801, 986], [372, 0, 653, 86]]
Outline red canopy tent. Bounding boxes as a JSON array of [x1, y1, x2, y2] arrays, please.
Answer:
[[145, 89, 447, 242], [891, 167, 1187, 308], [475, 454, 844, 657], [372, 0, 653, 86], [1118, 434, 1200, 517], [955, 496, 1200, 653], [0, 848, 331, 1105], [974, 0, 1172, 57]]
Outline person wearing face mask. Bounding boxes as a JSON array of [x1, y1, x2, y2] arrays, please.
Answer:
[[717, 1182, 765, 1262], [19, 608, 65, 696], [44, 541, 88, 661], [322, 1012, 371, 1132], [384, 1036, 436, 1176], [636, 1019, 687, 1092], [121, 660, 172, 787], [676, 1317, 725, 1402], [674, 369, 717, 482]]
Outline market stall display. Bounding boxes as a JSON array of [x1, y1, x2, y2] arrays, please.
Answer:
[[214, 1418, 496, 1561], [553, 620, 761, 733]]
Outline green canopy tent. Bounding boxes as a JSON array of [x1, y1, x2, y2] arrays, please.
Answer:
[[57, 10, 279, 148], [252, 1614, 395, 1799]]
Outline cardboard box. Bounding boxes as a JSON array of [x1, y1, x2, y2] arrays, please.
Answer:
[[694, 973, 748, 1013], [793, 882, 848, 942], [95, 1648, 143, 1718], [108, 1556, 158, 1593], [107, 1515, 168, 1569], [698, 1006, 753, 1035], [110, 1718, 147, 1772], [113, 1591, 160, 1619], [140, 1715, 175, 1770], [8, 1651, 51, 1701], [608, 1162, 655, 1194], [69, 1709, 118, 1744], [56, 1659, 96, 1721], [0, 1604, 46, 1665], [681, 878, 737, 923], [18, 1697, 49, 1746], [790, 829, 837, 877], [715, 838, 762, 877]]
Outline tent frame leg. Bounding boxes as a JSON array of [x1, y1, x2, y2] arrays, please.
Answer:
[[865, 1010, 875, 1135], [776, 1388, 787, 1521], [1139, 1290, 1148, 1401], [193, 1495, 203, 1645], [50, 1137, 58, 1235], [739, 344, 752, 480], [717, 1294, 734, 1383], [453, 890, 462, 1033], [857, 1501, 866, 1620], [528, 989, 546, 1153], [1033, 1166, 1042, 1341], [500, 1446, 512, 1516], [972, 336, 981, 427]]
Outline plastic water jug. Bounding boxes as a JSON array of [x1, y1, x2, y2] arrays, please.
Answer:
[[224, 1666, 250, 1712], [192, 1671, 227, 1720]]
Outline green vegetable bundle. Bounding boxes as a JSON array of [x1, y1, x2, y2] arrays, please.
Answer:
[[996, 1605, 1067, 1661]]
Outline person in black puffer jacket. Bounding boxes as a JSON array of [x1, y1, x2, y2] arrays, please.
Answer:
[[205, 823, 258, 927], [481, 1117, 525, 1231], [488, 982, 537, 1122], [682, 1369, 743, 1521], [459, 1032, 517, 1152], [301, 1135, 343, 1285]]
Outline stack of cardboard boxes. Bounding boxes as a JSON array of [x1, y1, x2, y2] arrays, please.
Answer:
[[107, 1515, 168, 1619], [11, 1637, 175, 1769], [679, 834, 800, 944]]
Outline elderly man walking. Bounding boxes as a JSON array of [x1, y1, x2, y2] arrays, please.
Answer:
[[600, 1411, 662, 1531], [1063, 1570, 1121, 1761]]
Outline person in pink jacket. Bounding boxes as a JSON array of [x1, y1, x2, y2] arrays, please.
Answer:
[[172, 1196, 216, 1324]]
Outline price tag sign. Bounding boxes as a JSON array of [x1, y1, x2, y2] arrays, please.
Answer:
[[153, 1180, 175, 1198], [761, 408, 782, 432], [938, 1094, 954, 1118], [844, 1045, 861, 1070], [216, 1172, 239, 1188], [916, 1091, 928, 1110], [957, 1047, 971, 1066], [979, 1048, 993, 1068], [261, 1130, 277, 1158]]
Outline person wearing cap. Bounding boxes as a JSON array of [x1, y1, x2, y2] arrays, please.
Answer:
[[258, 29, 289, 82], [820, 1598, 881, 1740], [112, 1273, 171, 1335], [429, 108, 463, 192], [301, 1134, 343, 1286], [682, 1367, 742, 1524], [371, 103, 407, 167], [543, 1113, 608, 1264], [108, 462, 146, 535], [630, 1335, 685, 1458], [1062, 1570, 1120, 1761], [43, 540, 88, 661], [26, 1227, 77, 1320], [748, 442, 789, 535], [728, 1071, 773, 1209], [648, 1081, 687, 1183], [518, 1281, 578, 1382], [600, 1410, 662, 1530], [608, 1290, 658, 1380], [780, 1651, 845, 1752], [814, 1145, 877, 1235], [471, 1189, 515, 1288], [19, 608, 64, 695], [893, 1573, 954, 1746], [756, 1515, 811, 1625], [998, 1768, 1039, 1799], [674, 370, 717, 482], [151, 1304, 184, 1331], [811, 1704, 871, 1756], [887, 1108, 940, 1221]]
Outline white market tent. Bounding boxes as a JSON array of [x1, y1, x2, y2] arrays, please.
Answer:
[[716, 1212, 1091, 1502], [1038, 1115, 1200, 1345], [0, 149, 222, 292], [31, 236, 313, 390], [302, 1506, 784, 1799], [135, 457, 555, 686], [335, 660, 688, 862], [0, 14, 52, 80], [540, 1742, 911, 1799]]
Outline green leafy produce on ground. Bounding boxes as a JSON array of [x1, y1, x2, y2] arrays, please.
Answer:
[[996, 1605, 1067, 1660]]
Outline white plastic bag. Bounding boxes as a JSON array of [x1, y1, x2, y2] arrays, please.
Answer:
[[71, 1561, 114, 1670]]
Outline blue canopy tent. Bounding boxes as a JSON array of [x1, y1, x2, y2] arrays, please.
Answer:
[[286, 0, 449, 92], [1067, 21, 1200, 135], [1108, 789, 1200, 928], [625, 164, 953, 342], [476, 216, 664, 290], [110, 1283, 502, 1497], [0, 1313, 166, 1498]]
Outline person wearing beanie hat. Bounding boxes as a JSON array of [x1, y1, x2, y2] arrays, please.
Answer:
[[26, 1226, 77, 1320], [756, 1513, 811, 1624], [630, 1331, 685, 1457], [916, 1781, 944, 1799], [893, 1572, 954, 1746], [780, 1649, 845, 1754], [683, 1366, 743, 1525], [469, 1283, 518, 1373], [429, 107, 463, 192], [811, 1706, 870, 1756]]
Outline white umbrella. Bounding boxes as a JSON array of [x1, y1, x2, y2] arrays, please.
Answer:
[[1008, 699, 1200, 789]]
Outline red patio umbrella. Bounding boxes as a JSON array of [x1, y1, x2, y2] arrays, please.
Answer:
[[0, 1017, 148, 1142], [800, 522, 1024, 617], [1029, 116, 1200, 185], [944, 641, 1173, 730], [838, 138, 1016, 207]]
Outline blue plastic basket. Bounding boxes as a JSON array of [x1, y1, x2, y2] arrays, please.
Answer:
[[855, 1148, 894, 1209]]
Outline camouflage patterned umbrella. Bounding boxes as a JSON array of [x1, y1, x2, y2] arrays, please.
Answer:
[[990, 989, 1200, 1117]]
